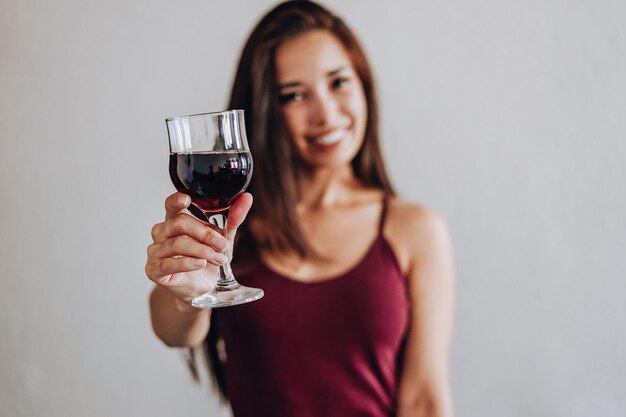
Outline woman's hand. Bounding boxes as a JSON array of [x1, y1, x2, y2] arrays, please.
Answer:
[[145, 192, 253, 305]]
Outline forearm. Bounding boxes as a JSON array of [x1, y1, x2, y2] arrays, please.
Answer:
[[149, 285, 210, 347]]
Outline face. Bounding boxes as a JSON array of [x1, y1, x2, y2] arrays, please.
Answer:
[[274, 30, 368, 169]]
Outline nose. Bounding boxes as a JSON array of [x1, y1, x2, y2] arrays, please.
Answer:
[[308, 90, 340, 127]]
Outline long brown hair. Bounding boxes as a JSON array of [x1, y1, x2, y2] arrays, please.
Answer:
[[196, 0, 396, 400]]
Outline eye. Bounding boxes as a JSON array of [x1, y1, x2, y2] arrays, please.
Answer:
[[278, 91, 304, 104], [331, 76, 350, 89]]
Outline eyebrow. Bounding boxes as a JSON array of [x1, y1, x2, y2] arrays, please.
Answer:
[[277, 66, 349, 89]]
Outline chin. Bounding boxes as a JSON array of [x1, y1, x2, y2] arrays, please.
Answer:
[[305, 149, 361, 170]]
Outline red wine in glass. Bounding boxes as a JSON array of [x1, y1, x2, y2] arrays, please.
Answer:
[[165, 109, 263, 308], [169, 151, 252, 212]]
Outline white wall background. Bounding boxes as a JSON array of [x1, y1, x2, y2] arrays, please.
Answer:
[[1, 0, 625, 416]]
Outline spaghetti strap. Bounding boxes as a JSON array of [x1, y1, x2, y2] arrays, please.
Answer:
[[377, 194, 390, 235]]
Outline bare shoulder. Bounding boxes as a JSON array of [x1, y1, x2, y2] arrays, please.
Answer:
[[387, 198, 450, 239], [384, 197, 453, 275]]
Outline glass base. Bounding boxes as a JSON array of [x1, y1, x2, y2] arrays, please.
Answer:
[[191, 285, 264, 308]]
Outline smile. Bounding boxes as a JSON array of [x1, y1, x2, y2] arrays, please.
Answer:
[[310, 128, 347, 145]]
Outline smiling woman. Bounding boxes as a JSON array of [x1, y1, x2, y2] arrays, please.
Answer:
[[146, 1, 455, 416], [276, 30, 368, 168]]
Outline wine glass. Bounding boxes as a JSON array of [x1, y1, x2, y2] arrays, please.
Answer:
[[166, 110, 263, 308]]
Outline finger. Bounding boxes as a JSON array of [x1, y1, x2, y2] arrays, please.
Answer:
[[225, 193, 253, 242], [145, 257, 207, 283], [148, 237, 228, 266], [155, 213, 229, 252], [165, 192, 191, 220]]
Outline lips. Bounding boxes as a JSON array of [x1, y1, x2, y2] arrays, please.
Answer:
[[308, 128, 347, 145]]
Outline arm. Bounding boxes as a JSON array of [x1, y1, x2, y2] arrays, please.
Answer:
[[395, 207, 456, 417], [149, 285, 211, 348]]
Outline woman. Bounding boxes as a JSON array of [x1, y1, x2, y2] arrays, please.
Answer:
[[146, 1, 455, 416]]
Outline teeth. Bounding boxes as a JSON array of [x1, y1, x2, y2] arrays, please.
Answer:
[[314, 129, 345, 145]]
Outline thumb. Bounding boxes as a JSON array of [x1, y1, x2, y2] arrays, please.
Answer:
[[225, 193, 253, 242]]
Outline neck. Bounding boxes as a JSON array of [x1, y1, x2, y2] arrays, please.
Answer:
[[296, 165, 360, 210]]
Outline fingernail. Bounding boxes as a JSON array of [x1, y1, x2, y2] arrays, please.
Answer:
[[211, 236, 229, 251], [212, 253, 228, 264], [179, 195, 190, 205], [193, 259, 207, 267]]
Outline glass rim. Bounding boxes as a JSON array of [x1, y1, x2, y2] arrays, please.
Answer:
[[165, 109, 244, 123]]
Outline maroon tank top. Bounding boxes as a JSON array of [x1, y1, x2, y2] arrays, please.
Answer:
[[214, 196, 410, 417]]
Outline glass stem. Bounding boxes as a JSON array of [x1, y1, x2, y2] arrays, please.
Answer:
[[208, 212, 240, 292]]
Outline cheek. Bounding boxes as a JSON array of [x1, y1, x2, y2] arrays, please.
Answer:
[[281, 107, 311, 159], [348, 88, 368, 139], [281, 107, 307, 141]]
